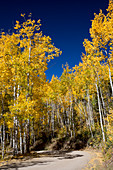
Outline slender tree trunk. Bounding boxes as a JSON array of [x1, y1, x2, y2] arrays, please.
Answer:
[[71, 95, 75, 137], [57, 103, 64, 129], [26, 119, 30, 153], [18, 122, 23, 154], [108, 64, 113, 96], [26, 40, 31, 153], [13, 84, 18, 156], [0, 126, 2, 146], [97, 74, 106, 116], [1, 93, 5, 159], [23, 123, 26, 154], [51, 102, 55, 137], [13, 117, 15, 151], [2, 121, 5, 159], [87, 89, 93, 138], [69, 93, 73, 137], [47, 100, 50, 131], [66, 108, 69, 136], [72, 106, 75, 137], [59, 98, 65, 129], [96, 81, 105, 142]]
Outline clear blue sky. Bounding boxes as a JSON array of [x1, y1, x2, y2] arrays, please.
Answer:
[[0, 0, 109, 80]]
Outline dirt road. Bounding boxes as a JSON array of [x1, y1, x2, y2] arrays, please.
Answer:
[[19, 151, 91, 170], [0, 150, 102, 170]]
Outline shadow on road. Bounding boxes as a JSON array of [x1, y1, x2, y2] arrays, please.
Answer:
[[0, 160, 52, 170], [0, 151, 84, 170], [58, 154, 83, 160]]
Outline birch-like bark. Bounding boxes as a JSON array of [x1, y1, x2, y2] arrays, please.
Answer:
[[69, 93, 73, 137], [13, 116, 15, 151], [70, 103, 73, 138], [56, 104, 60, 124], [15, 118, 18, 155], [13, 83, 18, 156], [2, 93, 5, 159], [96, 81, 105, 142], [83, 105, 88, 127], [71, 105, 75, 137], [87, 89, 93, 138], [23, 123, 26, 154], [16, 85, 20, 153], [26, 119, 30, 153], [105, 50, 113, 96], [97, 74, 106, 116], [47, 100, 51, 131], [71, 94, 75, 137], [26, 40, 31, 153], [51, 102, 55, 137], [108, 64, 113, 96], [0, 126, 2, 146], [58, 105, 64, 128], [18, 121, 23, 154], [20, 127, 22, 154], [59, 97, 65, 128], [2, 121, 5, 159]]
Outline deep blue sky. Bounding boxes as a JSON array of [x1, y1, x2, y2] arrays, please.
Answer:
[[0, 0, 109, 80]]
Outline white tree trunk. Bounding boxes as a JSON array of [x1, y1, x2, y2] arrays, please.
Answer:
[[23, 123, 26, 154], [108, 64, 113, 96], [13, 83, 18, 155], [96, 81, 105, 142], [0, 126, 2, 146], [51, 102, 55, 136], [26, 40, 31, 153], [87, 89, 93, 138], [2, 121, 5, 159], [19, 125, 22, 154]]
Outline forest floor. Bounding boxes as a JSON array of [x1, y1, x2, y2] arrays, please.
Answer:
[[0, 149, 104, 170]]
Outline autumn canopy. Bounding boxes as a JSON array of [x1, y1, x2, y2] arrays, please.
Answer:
[[0, 0, 113, 159]]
